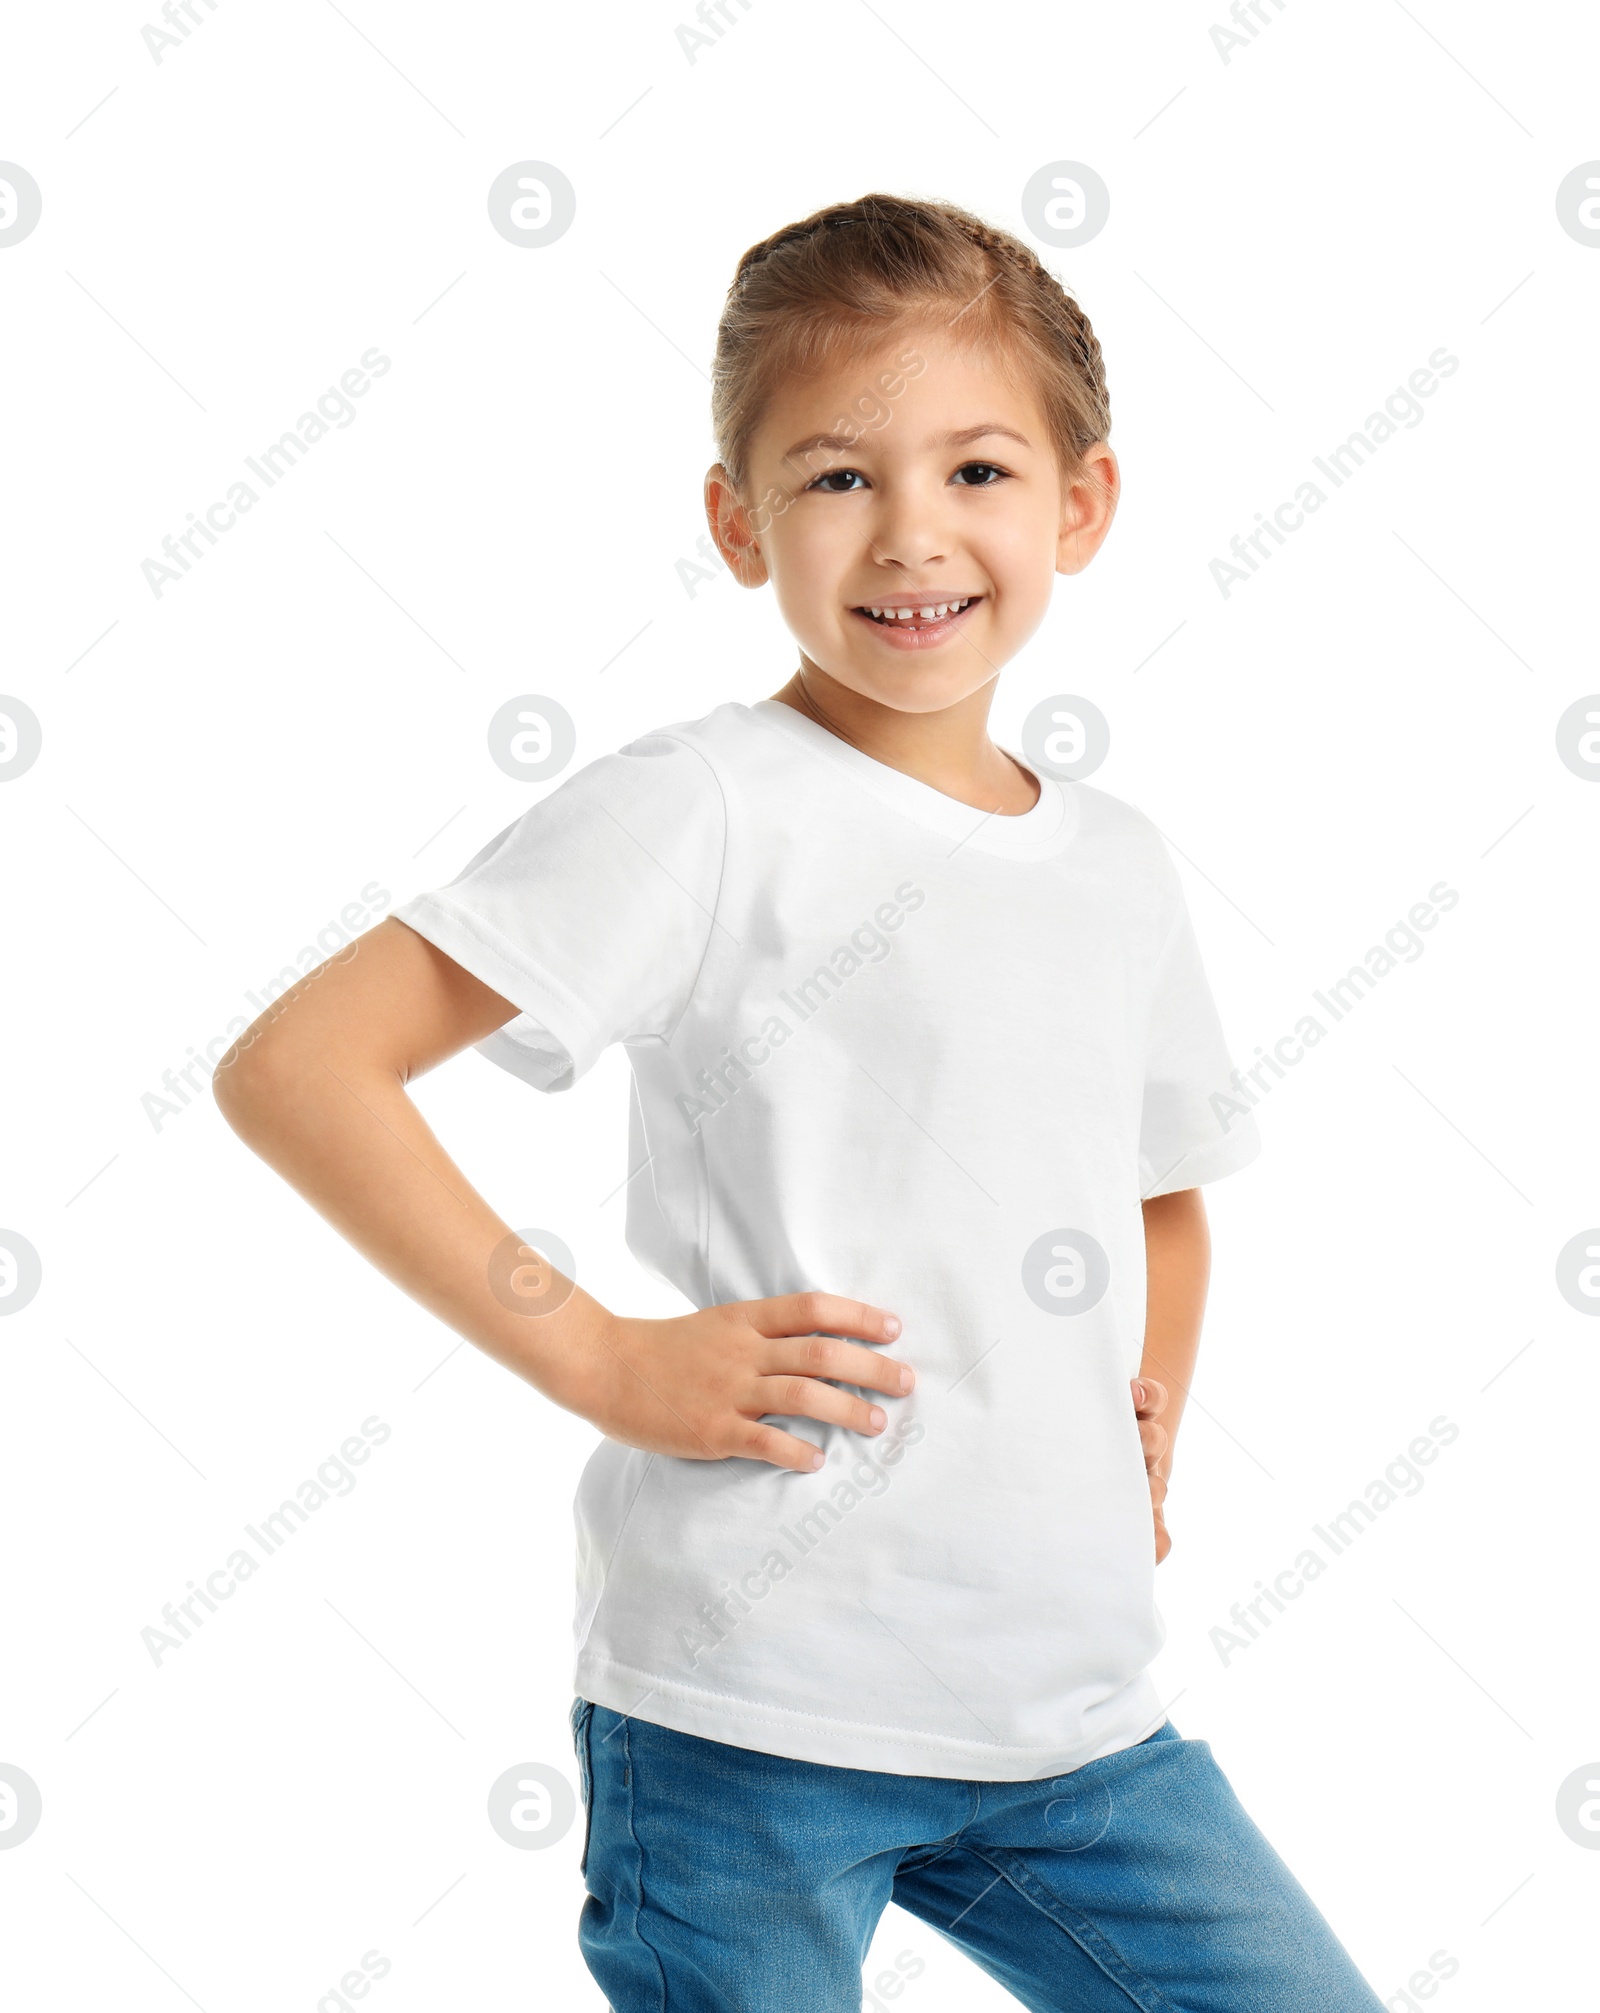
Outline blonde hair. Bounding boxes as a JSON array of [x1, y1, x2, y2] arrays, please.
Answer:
[[711, 193, 1111, 495]]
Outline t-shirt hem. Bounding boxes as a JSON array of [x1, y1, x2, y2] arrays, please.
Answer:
[[1140, 1118, 1262, 1199], [574, 1652, 1167, 1782]]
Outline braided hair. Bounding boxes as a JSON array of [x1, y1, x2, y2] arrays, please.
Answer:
[[712, 194, 1110, 493]]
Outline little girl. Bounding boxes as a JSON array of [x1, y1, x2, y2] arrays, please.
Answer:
[[218, 195, 1386, 2010]]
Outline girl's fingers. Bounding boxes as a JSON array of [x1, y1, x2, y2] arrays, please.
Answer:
[[1132, 1376, 1168, 1417], [751, 1375, 888, 1438], [759, 1330, 914, 1396], [751, 1291, 903, 1349], [731, 1419, 832, 1473]]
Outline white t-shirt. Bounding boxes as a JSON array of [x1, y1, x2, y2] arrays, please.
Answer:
[[396, 698, 1260, 1780]]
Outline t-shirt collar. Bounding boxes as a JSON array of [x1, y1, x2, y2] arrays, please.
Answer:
[[746, 698, 1079, 860]]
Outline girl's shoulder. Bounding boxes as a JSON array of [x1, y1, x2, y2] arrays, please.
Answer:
[[570, 698, 799, 819]]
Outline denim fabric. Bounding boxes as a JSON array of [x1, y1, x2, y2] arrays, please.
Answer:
[[570, 1699, 1385, 2012]]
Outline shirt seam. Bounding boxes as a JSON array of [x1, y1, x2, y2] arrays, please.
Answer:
[[647, 730, 732, 1055], [574, 1451, 660, 1670], [1148, 885, 1187, 975], [1137, 850, 1252, 1194], [637, 732, 726, 1304]]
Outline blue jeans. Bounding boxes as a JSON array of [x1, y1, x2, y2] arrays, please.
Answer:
[[570, 1700, 1385, 2012]]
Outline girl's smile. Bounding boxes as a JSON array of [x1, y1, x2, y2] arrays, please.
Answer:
[[850, 592, 984, 648]]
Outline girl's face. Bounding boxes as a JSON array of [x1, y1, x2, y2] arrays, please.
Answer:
[[707, 327, 1118, 716]]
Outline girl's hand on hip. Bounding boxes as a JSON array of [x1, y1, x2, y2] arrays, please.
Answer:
[[1132, 1376, 1171, 1563], [559, 1291, 914, 1471]]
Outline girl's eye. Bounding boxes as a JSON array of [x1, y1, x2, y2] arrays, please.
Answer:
[[952, 461, 1009, 486], [807, 469, 867, 493]]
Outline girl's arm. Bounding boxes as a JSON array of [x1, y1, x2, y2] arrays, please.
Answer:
[[212, 917, 911, 1470], [1135, 1186, 1212, 1561]]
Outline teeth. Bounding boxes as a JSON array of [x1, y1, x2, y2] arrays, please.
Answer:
[[863, 597, 973, 622]]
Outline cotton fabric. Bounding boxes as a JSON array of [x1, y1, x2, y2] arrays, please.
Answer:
[[396, 699, 1260, 1779]]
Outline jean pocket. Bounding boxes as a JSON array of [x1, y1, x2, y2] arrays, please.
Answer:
[[569, 1697, 595, 1877]]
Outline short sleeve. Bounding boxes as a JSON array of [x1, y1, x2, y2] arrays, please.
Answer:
[[1137, 877, 1262, 1198], [394, 732, 726, 1093]]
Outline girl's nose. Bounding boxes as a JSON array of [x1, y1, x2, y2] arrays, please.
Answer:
[[868, 485, 951, 571]]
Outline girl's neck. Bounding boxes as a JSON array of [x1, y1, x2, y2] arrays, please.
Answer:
[[768, 664, 1040, 818]]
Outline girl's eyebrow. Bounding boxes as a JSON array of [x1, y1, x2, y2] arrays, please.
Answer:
[[937, 423, 1032, 449], [781, 421, 1032, 463], [782, 430, 860, 463]]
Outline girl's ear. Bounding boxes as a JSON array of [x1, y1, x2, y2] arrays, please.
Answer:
[[1055, 443, 1120, 578], [704, 465, 771, 588]]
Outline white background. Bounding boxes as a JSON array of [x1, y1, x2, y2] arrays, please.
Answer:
[[3, 1, 1597, 2007]]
